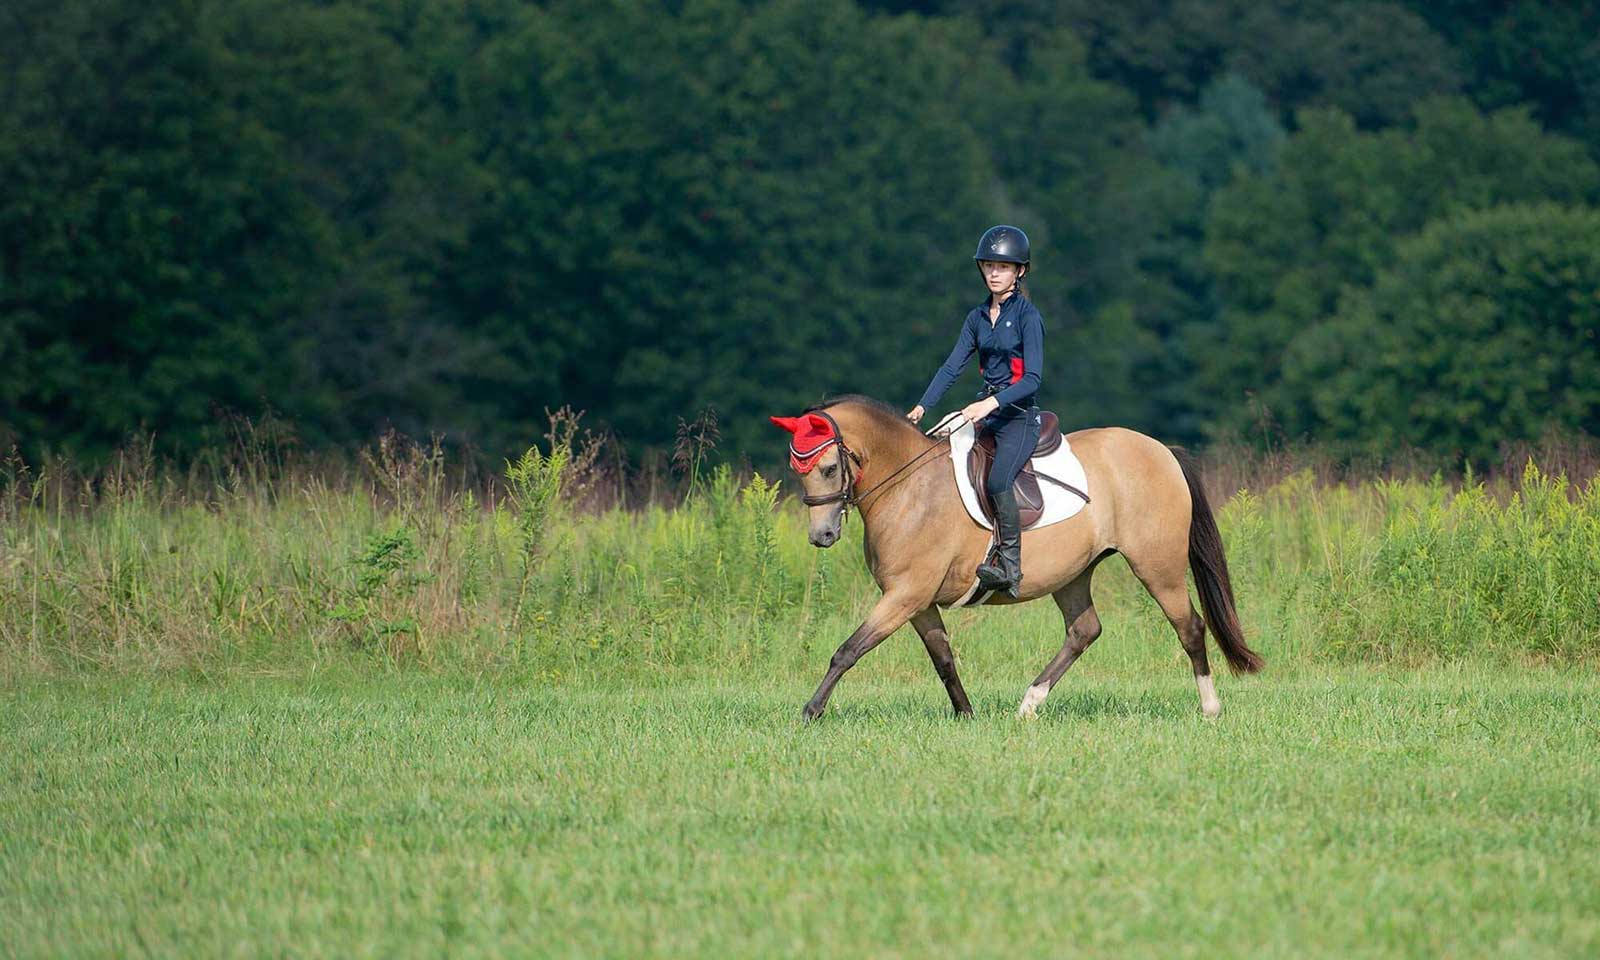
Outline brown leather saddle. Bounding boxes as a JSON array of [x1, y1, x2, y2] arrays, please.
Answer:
[[966, 410, 1063, 528]]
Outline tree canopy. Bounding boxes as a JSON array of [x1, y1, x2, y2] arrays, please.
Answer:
[[1284, 204, 1600, 461], [3, 0, 1598, 468]]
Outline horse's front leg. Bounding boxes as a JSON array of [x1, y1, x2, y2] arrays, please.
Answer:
[[911, 605, 972, 717], [802, 590, 924, 722]]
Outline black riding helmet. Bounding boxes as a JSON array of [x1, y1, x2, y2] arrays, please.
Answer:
[[973, 224, 1030, 269]]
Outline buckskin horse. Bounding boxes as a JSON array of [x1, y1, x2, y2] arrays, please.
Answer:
[[770, 395, 1262, 721]]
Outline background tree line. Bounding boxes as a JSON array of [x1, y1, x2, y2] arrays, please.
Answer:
[[3, 0, 1597, 469]]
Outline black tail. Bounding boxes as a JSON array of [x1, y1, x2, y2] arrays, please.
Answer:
[[1171, 447, 1263, 675]]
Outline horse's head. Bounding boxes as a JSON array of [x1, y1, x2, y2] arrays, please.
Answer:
[[769, 412, 854, 547]]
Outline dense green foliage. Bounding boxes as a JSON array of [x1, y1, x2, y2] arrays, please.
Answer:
[[1286, 205, 1600, 459], [4, 0, 1598, 465], [3, 431, 1597, 674], [5, 668, 1599, 956], [1200, 102, 1600, 444]]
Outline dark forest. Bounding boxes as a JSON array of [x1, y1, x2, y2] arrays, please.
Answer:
[[5, 0, 1597, 469]]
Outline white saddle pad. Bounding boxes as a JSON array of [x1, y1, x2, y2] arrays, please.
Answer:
[[931, 413, 1090, 532]]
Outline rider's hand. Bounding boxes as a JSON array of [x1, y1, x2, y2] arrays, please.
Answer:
[[905, 405, 925, 424], [960, 397, 999, 424]]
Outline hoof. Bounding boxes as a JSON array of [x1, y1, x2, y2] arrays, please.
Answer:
[[1017, 684, 1048, 719], [1201, 703, 1222, 719], [801, 703, 824, 723]]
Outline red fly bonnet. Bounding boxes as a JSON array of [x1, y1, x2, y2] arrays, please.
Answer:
[[769, 413, 843, 474]]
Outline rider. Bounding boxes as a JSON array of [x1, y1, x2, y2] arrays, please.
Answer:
[[906, 225, 1044, 598]]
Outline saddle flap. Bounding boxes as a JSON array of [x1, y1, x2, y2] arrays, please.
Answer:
[[944, 416, 1088, 537], [965, 443, 1046, 528]]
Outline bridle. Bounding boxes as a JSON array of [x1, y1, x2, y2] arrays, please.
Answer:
[[795, 410, 863, 510], [796, 409, 954, 525]]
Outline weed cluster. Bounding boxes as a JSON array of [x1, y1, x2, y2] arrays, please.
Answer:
[[0, 414, 875, 675], [2, 420, 1596, 676]]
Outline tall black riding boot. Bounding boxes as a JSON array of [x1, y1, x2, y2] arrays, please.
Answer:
[[975, 486, 1023, 597]]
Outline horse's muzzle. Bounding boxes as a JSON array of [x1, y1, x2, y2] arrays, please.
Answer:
[[809, 524, 839, 548]]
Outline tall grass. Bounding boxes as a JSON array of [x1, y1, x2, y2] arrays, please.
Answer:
[[1, 420, 1596, 677], [1215, 463, 1600, 663]]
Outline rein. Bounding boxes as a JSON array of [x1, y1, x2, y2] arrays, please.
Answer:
[[798, 409, 955, 523]]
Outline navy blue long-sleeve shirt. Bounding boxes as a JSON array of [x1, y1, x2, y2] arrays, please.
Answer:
[[917, 292, 1044, 414]]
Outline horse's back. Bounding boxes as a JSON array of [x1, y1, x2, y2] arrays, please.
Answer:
[[1064, 426, 1184, 483], [1062, 426, 1191, 545]]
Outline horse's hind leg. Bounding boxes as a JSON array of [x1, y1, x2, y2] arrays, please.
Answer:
[[1130, 559, 1222, 718], [911, 607, 972, 718], [1017, 569, 1102, 718]]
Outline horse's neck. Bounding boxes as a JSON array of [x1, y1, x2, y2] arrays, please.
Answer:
[[846, 415, 925, 490], [853, 422, 958, 538]]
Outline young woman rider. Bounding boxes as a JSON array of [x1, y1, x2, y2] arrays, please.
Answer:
[[905, 225, 1044, 598]]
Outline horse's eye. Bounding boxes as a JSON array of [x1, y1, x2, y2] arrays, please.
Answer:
[[822, 464, 836, 478]]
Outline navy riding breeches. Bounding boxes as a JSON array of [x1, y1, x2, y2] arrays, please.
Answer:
[[980, 406, 1042, 499]]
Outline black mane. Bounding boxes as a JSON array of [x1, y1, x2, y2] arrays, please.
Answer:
[[802, 393, 901, 418], [803, 393, 932, 443]]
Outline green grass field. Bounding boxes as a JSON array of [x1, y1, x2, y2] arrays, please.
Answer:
[[5, 652, 1598, 957], [3, 445, 1599, 955]]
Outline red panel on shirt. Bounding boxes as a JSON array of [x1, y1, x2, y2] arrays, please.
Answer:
[[1009, 357, 1024, 383]]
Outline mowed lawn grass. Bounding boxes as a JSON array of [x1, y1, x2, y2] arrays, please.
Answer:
[[3, 656, 1598, 958]]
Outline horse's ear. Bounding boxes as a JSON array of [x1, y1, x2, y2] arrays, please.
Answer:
[[769, 415, 801, 433], [804, 413, 833, 433]]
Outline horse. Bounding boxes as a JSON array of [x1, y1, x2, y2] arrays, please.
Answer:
[[770, 394, 1262, 722]]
